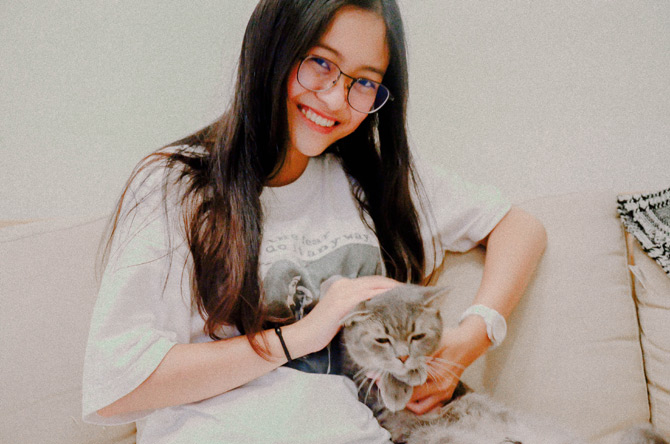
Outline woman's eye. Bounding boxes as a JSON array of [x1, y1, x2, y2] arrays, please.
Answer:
[[410, 334, 425, 342], [375, 337, 390, 344], [355, 78, 378, 91], [309, 56, 331, 72]]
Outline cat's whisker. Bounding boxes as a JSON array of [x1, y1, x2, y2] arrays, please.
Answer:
[[425, 360, 461, 380], [354, 366, 381, 392], [427, 356, 466, 370], [424, 364, 447, 383], [425, 358, 459, 372], [426, 361, 458, 377], [356, 378, 367, 393], [366, 369, 383, 382], [425, 362, 458, 386], [363, 379, 373, 400], [357, 373, 374, 393], [353, 367, 368, 380], [363, 371, 380, 404]]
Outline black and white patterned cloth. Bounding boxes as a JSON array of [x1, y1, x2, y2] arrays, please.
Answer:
[[618, 187, 670, 277]]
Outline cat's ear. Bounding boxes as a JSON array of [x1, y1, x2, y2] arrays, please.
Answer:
[[420, 285, 449, 308], [341, 302, 372, 327]]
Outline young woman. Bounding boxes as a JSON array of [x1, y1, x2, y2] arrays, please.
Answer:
[[83, 0, 547, 442]]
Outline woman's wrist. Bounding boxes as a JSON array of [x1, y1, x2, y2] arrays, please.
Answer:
[[443, 316, 491, 366], [278, 318, 324, 359]]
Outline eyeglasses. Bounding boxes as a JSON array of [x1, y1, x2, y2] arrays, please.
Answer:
[[297, 55, 393, 114]]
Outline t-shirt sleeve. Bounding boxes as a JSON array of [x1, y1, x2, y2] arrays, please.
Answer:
[[413, 157, 512, 274], [82, 163, 192, 425]]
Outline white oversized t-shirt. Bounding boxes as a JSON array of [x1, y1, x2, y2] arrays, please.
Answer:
[[82, 150, 510, 443]]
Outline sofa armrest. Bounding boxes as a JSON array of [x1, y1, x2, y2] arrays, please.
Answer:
[[0, 216, 136, 444]]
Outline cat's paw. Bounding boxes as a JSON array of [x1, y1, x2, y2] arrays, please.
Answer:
[[379, 374, 413, 412], [377, 409, 420, 443], [400, 367, 427, 387]]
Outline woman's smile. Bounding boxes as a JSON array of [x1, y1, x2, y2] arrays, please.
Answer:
[[298, 104, 339, 132]]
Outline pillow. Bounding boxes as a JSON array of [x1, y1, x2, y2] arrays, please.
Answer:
[[625, 231, 670, 438], [618, 187, 670, 276], [618, 187, 670, 437]]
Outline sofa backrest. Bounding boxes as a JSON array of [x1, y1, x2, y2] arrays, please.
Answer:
[[2, 190, 667, 443], [435, 191, 653, 442]]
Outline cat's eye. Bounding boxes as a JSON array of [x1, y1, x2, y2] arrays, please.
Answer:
[[375, 337, 390, 344], [410, 333, 426, 342]]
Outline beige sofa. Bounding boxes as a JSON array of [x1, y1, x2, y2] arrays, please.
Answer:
[[2, 190, 669, 444]]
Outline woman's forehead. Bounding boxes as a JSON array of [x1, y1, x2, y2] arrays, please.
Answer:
[[314, 6, 389, 78]]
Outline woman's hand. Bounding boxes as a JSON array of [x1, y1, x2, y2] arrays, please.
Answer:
[[405, 316, 491, 415], [299, 275, 402, 354]]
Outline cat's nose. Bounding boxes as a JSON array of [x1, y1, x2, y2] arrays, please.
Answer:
[[397, 355, 409, 363]]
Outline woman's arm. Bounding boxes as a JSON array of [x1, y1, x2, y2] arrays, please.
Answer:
[[97, 275, 400, 418], [97, 324, 301, 417], [406, 205, 547, 414]]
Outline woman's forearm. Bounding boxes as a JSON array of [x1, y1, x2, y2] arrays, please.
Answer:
[[442, 205, 547, 370], [474, 205, 547, 318], [457, 204, 548, 356], [96, 322, 315, 418]]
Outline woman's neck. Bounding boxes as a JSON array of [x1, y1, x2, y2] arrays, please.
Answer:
[[266, 148, 310, 187]]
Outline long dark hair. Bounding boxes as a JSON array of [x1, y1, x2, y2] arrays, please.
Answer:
[[104, 0, 430, 354]]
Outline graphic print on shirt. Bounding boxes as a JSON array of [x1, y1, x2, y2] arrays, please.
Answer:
[[263, 242, 382, 322], [260, 229, 382, 374]]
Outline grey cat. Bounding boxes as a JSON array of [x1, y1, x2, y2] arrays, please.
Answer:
[[340, 284, 668, 444]]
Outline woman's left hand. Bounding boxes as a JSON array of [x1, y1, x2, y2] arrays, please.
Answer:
[[405, 316, 491, 415]]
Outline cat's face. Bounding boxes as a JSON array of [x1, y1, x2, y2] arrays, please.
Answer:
[[342, 284, 443, 384]]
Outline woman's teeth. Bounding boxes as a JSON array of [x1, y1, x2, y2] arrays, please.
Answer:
[[301, 107, 336, 128]]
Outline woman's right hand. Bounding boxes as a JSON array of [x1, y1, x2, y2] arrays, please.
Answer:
[[298, 275, 401, 353]]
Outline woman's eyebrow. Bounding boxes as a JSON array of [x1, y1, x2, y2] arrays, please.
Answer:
[[314, 43, 386, 77]]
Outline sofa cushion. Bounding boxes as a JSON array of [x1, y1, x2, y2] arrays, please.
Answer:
[[0, 217, 136, 444], [628, 235, 670, 438], [435, 191, 650, 442]]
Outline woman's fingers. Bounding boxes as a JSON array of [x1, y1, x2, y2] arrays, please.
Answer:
[[406, 353, 461, 415], [409, 377, 457, 403], [300, 275, 401, 351], [405, 394, 441, 415], [406, 378, 458, 415], [324, 275, 401, 307]]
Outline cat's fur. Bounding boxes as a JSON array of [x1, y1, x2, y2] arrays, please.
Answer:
[[340, 284, 668, 444]]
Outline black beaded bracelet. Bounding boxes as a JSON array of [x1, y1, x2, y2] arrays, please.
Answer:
[[274, 327, 292, 362]]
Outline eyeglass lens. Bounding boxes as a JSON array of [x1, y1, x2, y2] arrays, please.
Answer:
[[297, 56, 390, 113]]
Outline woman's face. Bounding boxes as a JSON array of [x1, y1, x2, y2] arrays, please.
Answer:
[[282, 6, 390, 180]]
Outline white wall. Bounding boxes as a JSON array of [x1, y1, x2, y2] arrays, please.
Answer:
[[401, 1, 669, 201], [2, 1, 668, 219]]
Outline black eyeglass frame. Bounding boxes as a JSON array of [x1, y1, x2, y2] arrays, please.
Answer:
[[296, 55, 394, 114]]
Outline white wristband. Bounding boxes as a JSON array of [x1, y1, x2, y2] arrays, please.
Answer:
[[459, 304, 507, 348]]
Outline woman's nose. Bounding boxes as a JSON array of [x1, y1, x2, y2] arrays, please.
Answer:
[[316, 77, 348, 111]]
